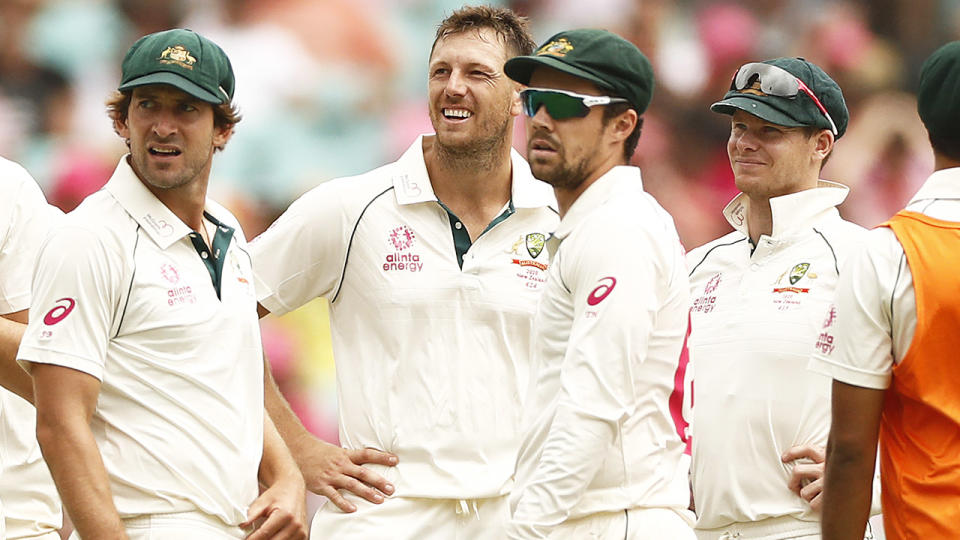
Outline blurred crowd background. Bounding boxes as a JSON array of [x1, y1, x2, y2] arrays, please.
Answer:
[[1, 0, 953, 470]]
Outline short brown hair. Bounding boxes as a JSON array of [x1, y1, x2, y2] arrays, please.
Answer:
[[431, 5, 535, 59], [105, 89, 241, 151]]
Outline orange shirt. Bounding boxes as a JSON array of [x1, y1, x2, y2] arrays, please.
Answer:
[[880, 210, 960, 539]]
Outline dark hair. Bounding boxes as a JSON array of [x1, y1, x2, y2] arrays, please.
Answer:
[[431, 5, 535, 59], [105, 89, 241, 151], [602, 102, 643, 162], [928, 133, 960, 163]]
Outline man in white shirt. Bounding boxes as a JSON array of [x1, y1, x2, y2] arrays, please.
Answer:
[[504, 29, 694, 539], [17, 29, 306, 540], [250, 6, 558, 538], [686, 58, 872, 539], [817, 41, 960, 540], [0, 157, 63, 540]]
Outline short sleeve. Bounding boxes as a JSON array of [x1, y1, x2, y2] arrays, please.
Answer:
[[809, 229, 903, 389], [17, 227, 122, 380], [249, 182, 351, 315], [0, 166, 61, 314]]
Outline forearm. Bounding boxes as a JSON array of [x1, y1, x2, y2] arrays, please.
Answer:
[[263, 356, 317, 467], [821, 441, 875, 539], [260, 411, 305, 488], [37, 416, 126, 539], [0, 313, 32, 402]]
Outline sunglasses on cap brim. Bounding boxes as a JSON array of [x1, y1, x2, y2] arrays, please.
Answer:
[[520, 87, 629, 120], [731, 62, 839, 136]]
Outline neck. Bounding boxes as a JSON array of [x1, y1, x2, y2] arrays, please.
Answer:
[[745, 196, 773, 245], [424, 135, 514, 211], [555, 158, 624, 218], [934, 152, 960, 172]]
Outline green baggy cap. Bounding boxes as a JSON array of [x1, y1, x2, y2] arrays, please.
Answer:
[[119, 28, 234, 104], [504, 28, 654, 114], [711, 57, 848, 138]]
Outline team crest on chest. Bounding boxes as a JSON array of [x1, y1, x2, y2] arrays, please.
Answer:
[[789, 262, 810, 285], [525, 233, 545, 258]]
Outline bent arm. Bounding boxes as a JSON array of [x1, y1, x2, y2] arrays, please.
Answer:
[[0, 310, 30, 402], [821, 380, 884, 540], [33, 363, 127, 539]]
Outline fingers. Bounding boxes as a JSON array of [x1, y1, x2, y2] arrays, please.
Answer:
[[787, 462, 825, 495], [245, 508, 307, 540], [242, 494, 271, 529], [319, 485, 357, 513], [347, 447, 399, 467], [801, 477, 824, 510], [781, 444, 826, 464]]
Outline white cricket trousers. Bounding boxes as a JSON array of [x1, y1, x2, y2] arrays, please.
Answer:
[[69, 511, 247, 539], [545, 507, 696, 540], [310, 492, 509, 539]]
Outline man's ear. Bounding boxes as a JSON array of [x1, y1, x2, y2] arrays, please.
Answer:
[[509, 83, 522, 118], [609, 108, 638, 144], [213, 124, 234, 150]]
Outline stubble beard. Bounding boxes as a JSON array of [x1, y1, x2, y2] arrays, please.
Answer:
[[435, 114, 511, 173], [530, 150, 589, 191]]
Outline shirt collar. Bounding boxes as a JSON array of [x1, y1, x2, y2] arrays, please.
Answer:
[[722, 180, 849, 238], [554, 166, 642, 240], [104, 156, 201, 250], [909, 167, 960, 204], [391, 134, 557, 210]]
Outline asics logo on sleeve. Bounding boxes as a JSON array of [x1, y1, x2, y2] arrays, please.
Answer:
[[587, 277, 617, 306], [43, 298, 76, 325]]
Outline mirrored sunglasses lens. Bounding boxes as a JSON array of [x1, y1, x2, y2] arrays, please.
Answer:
[[524, 91, 587, 119]]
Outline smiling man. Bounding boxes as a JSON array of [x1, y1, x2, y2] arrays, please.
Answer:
[[249, 6, 558, 539], [504, 29, 694, 539], [17, 29, 306, 540], [685, 58, 873, 539]]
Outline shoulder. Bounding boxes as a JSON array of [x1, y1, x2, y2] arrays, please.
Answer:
[[289, 163, 399, 218], [686, 230, 746, 278], [52, 192, 134, 255]]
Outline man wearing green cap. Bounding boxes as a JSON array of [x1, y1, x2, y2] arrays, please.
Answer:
[[503, 29, 695, 539], [686, 58, 872, 539], [17, 29, 306, 539], [817, 41, 960, 540]]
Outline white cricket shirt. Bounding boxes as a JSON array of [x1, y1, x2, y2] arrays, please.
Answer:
[[687, 182, 865, 529], [251, 135, 559, 498], [508, 166, 691, 539], [17, 157, 264, 526], [0, 156, 63, 538], [809, 168, 960, 387]]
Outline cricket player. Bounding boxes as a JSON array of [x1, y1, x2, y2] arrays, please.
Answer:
[[250, 6, 558, 538], [17, 29, 306, 540], [686, 58, 873, 539], [504, 29, 695, 539], [0, 157, 63, 540], [817, 41, 960, 539]]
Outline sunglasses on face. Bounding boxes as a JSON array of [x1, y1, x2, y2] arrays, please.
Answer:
[[731, 62, 839, 136], [520, 87, 629, 120]]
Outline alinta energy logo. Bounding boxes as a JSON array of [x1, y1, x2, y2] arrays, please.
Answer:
[[384, 225, 423, 273]]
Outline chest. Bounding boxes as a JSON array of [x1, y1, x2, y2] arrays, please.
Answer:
[[337, 205, 555, 312]]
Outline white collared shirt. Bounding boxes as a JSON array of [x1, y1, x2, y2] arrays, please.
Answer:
[[0, 156, 63, 538], [251, 135, 559, 498], [18, 157, 264, 526], [810, 168, 960, 388], [508, 166, 691, 538], [687, 182, 866, 529]]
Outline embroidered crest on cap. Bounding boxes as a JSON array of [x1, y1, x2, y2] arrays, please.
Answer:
[[159, 45, 197, 70], [537, 38, 574, 58]]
